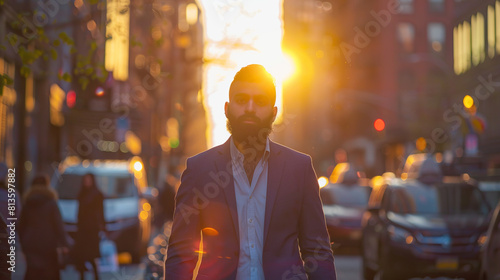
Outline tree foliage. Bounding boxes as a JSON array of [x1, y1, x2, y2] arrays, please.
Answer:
[[0, 0, 107, 96]]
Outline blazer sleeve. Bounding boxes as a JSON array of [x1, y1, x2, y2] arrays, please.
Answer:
[[298, 156, 337, 280], [164, 157, 202, 280]]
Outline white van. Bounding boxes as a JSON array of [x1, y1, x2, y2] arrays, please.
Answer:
[[51, 156, 152, 263]]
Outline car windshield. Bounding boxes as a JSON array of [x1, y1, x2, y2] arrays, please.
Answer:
[[55, 173, 137, 199], [321, 185, 371, 208], [388, 183, 490, 215], [478, 182, 500, 208]]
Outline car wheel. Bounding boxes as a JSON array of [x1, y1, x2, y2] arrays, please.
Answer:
[[376, 267, 397, 280], [361, 239, 376, 280], [376, 248, 398, 280], [362, 259, 376, 280]]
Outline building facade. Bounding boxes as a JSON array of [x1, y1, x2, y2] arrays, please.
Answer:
[[0, 0, 207, 191], [281, 0, 456, 176], [453, 0, 500, 172]]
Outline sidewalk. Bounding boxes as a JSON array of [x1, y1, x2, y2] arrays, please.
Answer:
[[12, 247, 145, 280]]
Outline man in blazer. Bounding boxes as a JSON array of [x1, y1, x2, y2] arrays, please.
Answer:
[[165, 64, 336, 280]]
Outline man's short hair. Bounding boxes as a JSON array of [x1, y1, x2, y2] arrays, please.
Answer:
[[229, 64, 276, 105]]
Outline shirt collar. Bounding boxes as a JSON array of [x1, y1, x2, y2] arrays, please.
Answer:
[[230, 137, 271, 164]]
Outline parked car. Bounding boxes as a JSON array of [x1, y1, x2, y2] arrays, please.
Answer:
[[51, 156, 152, 263], [479, 200, 500, 280], [400, 153, 444, 184], [477, 178, 500, 209], [362, 158, 491, 280], [320, 167, 371, 249]]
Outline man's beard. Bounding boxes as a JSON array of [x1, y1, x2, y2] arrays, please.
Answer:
[[226, 109, 274, 145]]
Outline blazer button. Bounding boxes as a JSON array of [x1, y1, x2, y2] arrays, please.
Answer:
[[234, 251, 238, 257]]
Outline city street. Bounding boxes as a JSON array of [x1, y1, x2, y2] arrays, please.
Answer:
[[334, 254, 363, 280], [2, 0, 500, 279], [10, 241, 469, 280], [333, 253, 465, 280], [11, 249, 146, 280]]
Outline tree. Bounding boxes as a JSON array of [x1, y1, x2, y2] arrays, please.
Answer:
[[0, 0, 108, 96]]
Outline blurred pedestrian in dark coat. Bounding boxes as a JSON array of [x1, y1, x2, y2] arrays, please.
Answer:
[[73, 173, 105, 280], [157, 172, 177, 227], [18, 174, 69, 280]]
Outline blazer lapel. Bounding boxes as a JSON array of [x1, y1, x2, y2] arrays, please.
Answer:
[[214, 139, 239, 240], [263, 141, 285, 245]]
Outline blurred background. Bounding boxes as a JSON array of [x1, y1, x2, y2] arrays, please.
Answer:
[[1, 0, 499, 189], [1, 0, 500, 279]]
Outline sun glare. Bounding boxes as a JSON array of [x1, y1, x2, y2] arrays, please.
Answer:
[[199, 0, 292, 147]]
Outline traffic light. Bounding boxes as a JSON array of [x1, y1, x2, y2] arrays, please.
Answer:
[[87, 83, 112, 111], [374, 118, 385, 132], [66, 90, 76, 108], [95, 86, 105, 97]]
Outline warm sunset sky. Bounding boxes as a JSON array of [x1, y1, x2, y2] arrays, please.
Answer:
[[198, 0, 294, 147]]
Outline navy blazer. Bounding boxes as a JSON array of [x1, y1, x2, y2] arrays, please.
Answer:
[[164, 139, 336, 280]]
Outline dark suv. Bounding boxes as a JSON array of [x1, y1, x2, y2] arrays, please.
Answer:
[[361, 176, 491, 280]]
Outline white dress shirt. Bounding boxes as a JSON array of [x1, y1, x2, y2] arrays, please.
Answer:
[[230, 138, 270, 280]]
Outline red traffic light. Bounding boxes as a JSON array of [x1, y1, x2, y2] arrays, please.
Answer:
[[374, 118, 385, 132], [66, 90, 76, 108]]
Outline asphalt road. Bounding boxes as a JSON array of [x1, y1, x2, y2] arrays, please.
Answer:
[[334, 254, 363, 280], [10, 233, 467, 280], [333, 252, 468, 280], [11, 248, 145, 280]]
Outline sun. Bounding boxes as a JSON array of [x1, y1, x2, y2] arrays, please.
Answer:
[[228, 50, 296, 83], [260, 51, 296, 83], [199, 0, 294, 147]]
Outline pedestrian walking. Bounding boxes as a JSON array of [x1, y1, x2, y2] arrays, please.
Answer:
[[73, 173, 106, 280], [18, 174, 69, 280], [158, 170, 177, 225], [164, 64, 336, 279]]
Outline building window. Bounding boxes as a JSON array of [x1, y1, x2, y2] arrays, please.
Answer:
[[428, 23, 445, 54], [399, 0, 414, 14], [497, 0, 500, 53], [0, 58, 16, 164], [471, 12, 485, 66], [429, 0, 445, 13], [454, 21, 472, 75], [398, 70, 417, 121], [454, 26, 461, 74], [105, 0, 130, 81], [488, 5, 495, 58], [463, 21, 472, 71], [397, 23, 416, 53]]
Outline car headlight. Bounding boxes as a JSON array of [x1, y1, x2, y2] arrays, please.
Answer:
[[477, 232, 488, 246], [388, 225, 414, 245]]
